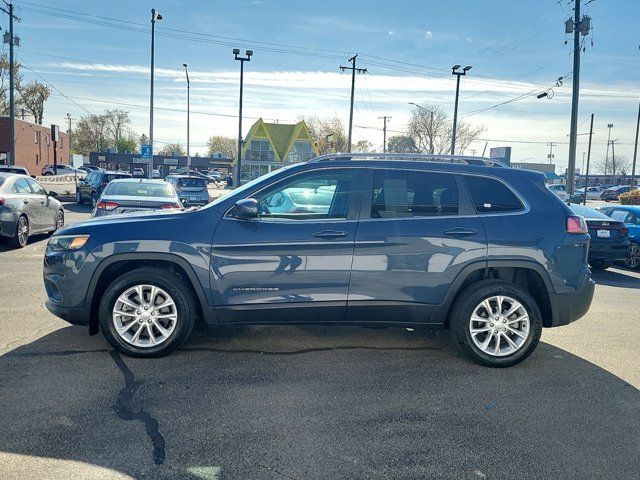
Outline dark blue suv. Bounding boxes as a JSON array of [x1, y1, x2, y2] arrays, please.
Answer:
[[44, 154, 595, 367]]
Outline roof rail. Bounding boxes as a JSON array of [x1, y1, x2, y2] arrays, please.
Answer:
[[308, 152, 508, 168]]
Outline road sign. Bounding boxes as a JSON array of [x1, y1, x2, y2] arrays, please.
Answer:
[[141, 144, 152, 159]]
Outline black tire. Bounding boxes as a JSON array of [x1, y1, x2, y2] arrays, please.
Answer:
[[91, 193, 97, 208], [589, 260, 612, 271], [99, 267, 197, 358], [8, 215, 29, 248], [49, 210, 64, 234], [44, 172, 52, 176], [449, 280, 543, 368]]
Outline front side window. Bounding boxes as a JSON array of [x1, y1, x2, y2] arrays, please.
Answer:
[[465, 175, 523, 213], [254, 170, 356, 220], [370, 170, 459, 218], [12, 178, 32, 195]]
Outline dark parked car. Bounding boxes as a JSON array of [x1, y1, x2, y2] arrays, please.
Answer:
[[599, 205, 640, 270], [92, 179, 182, 217], [165, 175, 209, 205], [76, 170, 132, 207], [569, 204, 629, 270], [44, 154, 594, 367], [0, 173, 64, 248], [78, 165, 101, 174], [600, 185, 632, 202]]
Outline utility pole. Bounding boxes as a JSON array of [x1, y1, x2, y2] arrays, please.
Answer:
[[148, 8, 162, 178], [565, 0, 591, 196], [1, 1, 19, 165], [583, 113, 594, 205], [547, 142, 557, 164], [451, 64, 472, 155], [66, 113, 72, 165], [183, 64, 190, 170], [631, 98, 639, 189], [605, 123, 613, 175], [378, 116, 391, 153], [610, 139, 617, 183], [234, 48, 253, 185], [340, 54, 367, 153]]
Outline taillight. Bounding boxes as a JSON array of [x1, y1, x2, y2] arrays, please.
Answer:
[[567, 215, 588, 234], [160, 203, 181, 209], [0, 197, 4, 206], [96, 201, 119, 211]]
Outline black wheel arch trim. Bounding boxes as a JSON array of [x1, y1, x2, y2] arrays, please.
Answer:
[[432, 259, 554, 324], [86, 252, 214, 331]]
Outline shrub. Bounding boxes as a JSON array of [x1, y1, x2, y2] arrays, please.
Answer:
[[619, 189, 640, 205]]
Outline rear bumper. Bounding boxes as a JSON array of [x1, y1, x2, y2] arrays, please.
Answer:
[[548, 278, 595, 327], [589, 239, 630, 262]]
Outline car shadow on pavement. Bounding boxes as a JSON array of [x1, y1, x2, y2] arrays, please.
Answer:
[[0, 324, 638, 480], [0, 233, 51, 253], [591, 268, 640, 289]]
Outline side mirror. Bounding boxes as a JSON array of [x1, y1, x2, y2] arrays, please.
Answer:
[[47, 191, 58, 198], [233, 198, 259, 219]]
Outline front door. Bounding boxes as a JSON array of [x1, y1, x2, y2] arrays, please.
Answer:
[[211, 167, 365, 323], [347, 168, 487, 325]]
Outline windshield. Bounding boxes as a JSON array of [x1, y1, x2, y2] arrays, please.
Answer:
[[104, 181, 174, 197], [177, 178, 207, 188]]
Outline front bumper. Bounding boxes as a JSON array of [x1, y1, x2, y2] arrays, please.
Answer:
[[548, 277, 595, 327], [45, 300, 90, 326]]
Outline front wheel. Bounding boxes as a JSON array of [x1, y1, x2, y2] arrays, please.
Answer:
[[626, 243, 640, 270], [450, 280, 542, 367], [9, 215, 29, 248], [99, 267, 197, 358]]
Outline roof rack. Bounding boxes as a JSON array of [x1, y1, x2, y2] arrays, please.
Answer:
[[308, 152, 508, 168]]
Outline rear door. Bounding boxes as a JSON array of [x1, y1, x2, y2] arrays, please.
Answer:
[[210, 167, 365, 323], [11, 177, 41, 230], [347, 168, 487, 324]]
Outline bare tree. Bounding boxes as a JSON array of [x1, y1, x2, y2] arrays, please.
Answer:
[[158, 143, 185, 156], [352, 140, 373, 153], [407, 104, 484, 155], [299, 115, 348, 154], [593, 155, 631, 177], [104, 109, 131, 148], [206, 136, 237, 159]]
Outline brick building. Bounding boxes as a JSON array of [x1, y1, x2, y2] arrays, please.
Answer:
[[0, 117, 70, 175]]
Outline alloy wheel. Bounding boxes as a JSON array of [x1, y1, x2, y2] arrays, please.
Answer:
[[112, 284, 177, 348], [627, 244, 640, 270], [17, 217, 28, 247], [469, 295, 530, 357]]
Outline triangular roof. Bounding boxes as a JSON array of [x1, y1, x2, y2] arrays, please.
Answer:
[[242, 118, 318, 161]]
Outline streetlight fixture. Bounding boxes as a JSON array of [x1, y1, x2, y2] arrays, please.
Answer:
[[605, 123, 614, 175], [451, 64, 472, 155], [233, 48, 253, 185], [148, 8, 162, 178], [183, 63, 190, 170]]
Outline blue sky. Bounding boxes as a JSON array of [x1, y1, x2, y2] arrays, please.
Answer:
[[4, 0, 640, 170]]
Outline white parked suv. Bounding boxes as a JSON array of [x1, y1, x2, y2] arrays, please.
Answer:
[[41, 164, 81, 176]]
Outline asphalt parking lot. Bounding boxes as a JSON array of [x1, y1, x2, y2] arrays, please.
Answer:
[[0, 203, 638, 479]]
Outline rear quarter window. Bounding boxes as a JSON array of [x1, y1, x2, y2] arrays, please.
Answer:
[[464, 175, 524, 213]]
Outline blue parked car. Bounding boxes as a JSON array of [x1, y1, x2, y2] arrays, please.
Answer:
[[598, 205, 640, 270], [43, 154, 595, 367]]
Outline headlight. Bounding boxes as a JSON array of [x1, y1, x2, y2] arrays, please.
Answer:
[[48, 234, 91, 251]]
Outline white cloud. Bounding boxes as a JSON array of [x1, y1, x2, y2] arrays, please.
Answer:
[[425, 31, 434, 40]]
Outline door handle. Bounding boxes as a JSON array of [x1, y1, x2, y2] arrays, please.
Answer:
[[443, 227, 478, 236], [23, 199, 29, 204], [313, 230, 348, 239]]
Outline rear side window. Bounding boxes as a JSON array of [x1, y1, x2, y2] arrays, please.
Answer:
[[464, 175, 523, 213], [371, 170, 459, 218]]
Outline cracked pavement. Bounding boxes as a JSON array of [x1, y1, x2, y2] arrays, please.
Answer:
[[0, 203, 638, 479]]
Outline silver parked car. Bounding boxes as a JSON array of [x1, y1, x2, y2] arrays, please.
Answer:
[[164, 175, 210, 206], [92, 178, 182, 217], [0, 173, 64, 248]]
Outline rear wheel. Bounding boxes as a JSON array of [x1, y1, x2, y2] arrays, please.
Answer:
[[450, 280, 542, 367], [8, 215, 29, 248], [99, 267, 197, 358], [626, 243, 640, 270], [589, 260, 612, 270]]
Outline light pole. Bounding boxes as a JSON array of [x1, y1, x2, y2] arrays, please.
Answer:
[[233, 48, 253, 185], [605, 123, 613, 175], [1, 1, 19, 165], [182, 63, 190, 170], [451, 65, 471, 155], [148, 8, 162, 178]]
